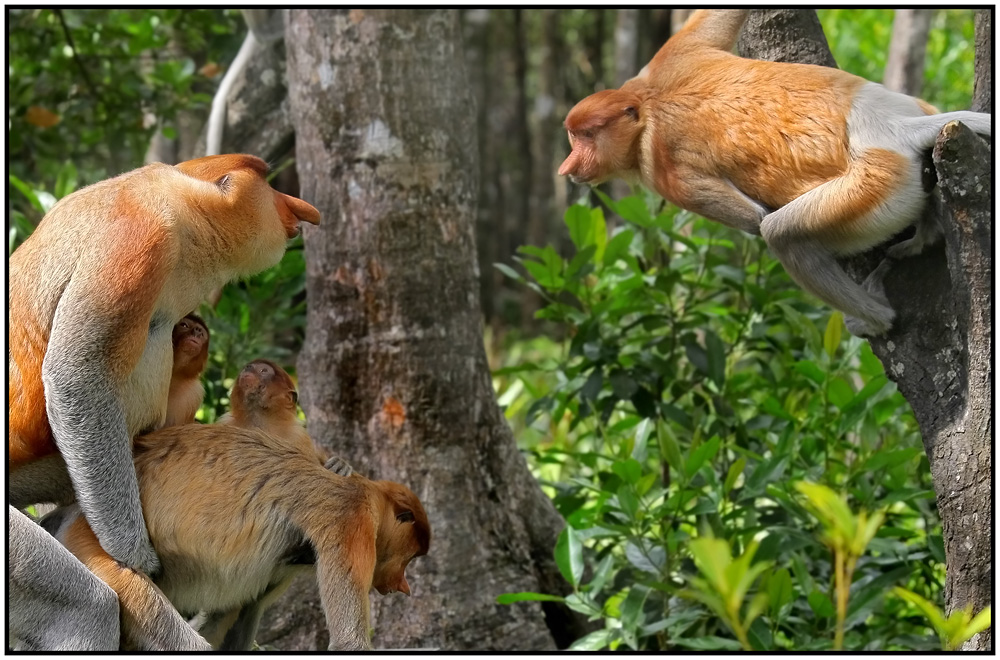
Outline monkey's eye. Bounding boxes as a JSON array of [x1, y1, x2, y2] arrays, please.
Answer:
[[578, 129, 594, 139], [396, 511, 415, 524], [624, 106, 639, 121]]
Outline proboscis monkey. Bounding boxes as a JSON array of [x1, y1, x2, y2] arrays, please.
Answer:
[[219, 358, 332, 463], [559, 9, 991, 336], [44, 425, 430, 651], [164, 314, 211, 428], [8, 153, 320, 650]]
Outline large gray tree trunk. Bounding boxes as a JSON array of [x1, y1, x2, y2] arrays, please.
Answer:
[[740, 9, 992, 651], [267, 9, 585, 650]]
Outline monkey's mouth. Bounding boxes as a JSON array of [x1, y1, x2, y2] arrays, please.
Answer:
[[567, 175, 593, 186]]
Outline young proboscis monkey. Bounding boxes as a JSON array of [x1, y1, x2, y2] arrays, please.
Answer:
[[163, 314, 211, 427], [218, 358, 334, 464], [44, 424, 430, 651], [559, 9, 991, 337], [8, 154, 320, 650]]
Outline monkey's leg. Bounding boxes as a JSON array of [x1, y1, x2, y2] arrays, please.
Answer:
[[61, 516, 213, 651], [8, 505, 120, 651], [217, 573, 303, 651], [760, 149, 924, 337]]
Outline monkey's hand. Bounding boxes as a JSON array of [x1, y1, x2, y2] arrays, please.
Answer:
[[324, 455, 354, 477]]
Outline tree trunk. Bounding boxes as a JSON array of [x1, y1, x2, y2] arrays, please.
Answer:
[[740, 9, 993, 651], [464, 9, 499, 327], [608, 9, 640, 208], [883, 9, 933, 97], [528, 10, 561, 254], [276, 9, 584, 650]]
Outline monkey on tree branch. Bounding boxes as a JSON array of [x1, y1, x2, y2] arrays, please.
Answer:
[[559, 9, 991, 337]]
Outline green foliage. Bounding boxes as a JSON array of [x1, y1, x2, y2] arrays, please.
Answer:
[[892, 588, 991, 651], [819, 9, 976, 110], [493, 192, 942, 650], [8, 8, 242, 186]]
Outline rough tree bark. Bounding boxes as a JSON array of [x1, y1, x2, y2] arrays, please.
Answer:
[[883, 9, 933, 97], [740, 9, 993, 651], [268, 9, 588, 650]]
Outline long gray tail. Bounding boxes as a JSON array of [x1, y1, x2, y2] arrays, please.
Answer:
[[904, 110, 992, 148]]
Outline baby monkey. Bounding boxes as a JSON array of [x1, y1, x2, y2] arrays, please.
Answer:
[[219, 358, 334, 465]]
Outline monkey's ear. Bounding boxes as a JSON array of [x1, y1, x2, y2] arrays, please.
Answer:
[[396, 511, 415, 524], [624, 106, 639, 121], [289, 390, 299, 405]]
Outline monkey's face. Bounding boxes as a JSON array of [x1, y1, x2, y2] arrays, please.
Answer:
[[175, 154, 320, 273], [172, 314, 209, 377], [373, 482, 430, 596], [559, 90, 643, 186], [234, 359, 297, 414]]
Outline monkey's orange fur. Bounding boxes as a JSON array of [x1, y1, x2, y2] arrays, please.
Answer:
[[59, 424, 429, 650]]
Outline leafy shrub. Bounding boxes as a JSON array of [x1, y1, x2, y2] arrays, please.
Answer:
[[494, 192, 950, 650]]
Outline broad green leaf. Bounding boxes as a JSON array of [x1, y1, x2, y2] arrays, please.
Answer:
[[8, 174, 44, 212], [603, 229, 635, 267], [631, 418, 652, 462], [620, 585, 651, 629], [864, 448, 922, 472], [766, 567, 794, 614], [555, 525, 584, 587], [657, 420, 685, 479], [827, 377, 855, 409], [689, 536, 731, 590], [808, 590, 836, 617], [793, 359, 826, 386], [496, 592, 565, 605], [892, 587, 948, 638], [724, 457, 746, 496], [624, 540, 665, 573], [824, 311, 844, 358], [590, 206, 607, 262], [569, 628, 614, 651], [612, 458, 642, 485], [565, 204, 593, 251], [685, 435, 721, 478], [617, 484, 640, 519], [705, 329, 726, 387]]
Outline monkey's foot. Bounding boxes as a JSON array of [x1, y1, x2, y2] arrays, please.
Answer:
[[844, 313, 892, 338], [861, 261, 892, 308]]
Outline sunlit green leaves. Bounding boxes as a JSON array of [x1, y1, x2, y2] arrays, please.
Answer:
[[893, 588, 991, 651]]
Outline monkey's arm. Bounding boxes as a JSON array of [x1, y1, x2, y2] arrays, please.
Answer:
[[43, 229, 173, 574], [661, 167, 769, 236]]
